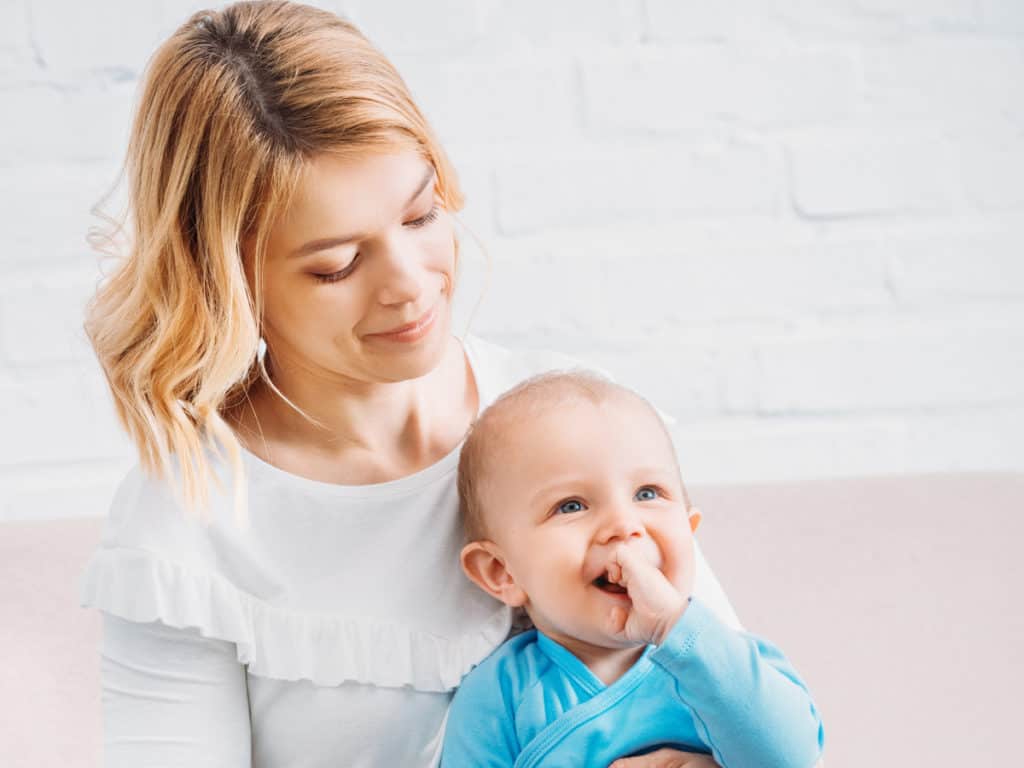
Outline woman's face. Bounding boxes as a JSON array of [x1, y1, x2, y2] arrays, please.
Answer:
[[257, 149, 456, 386]]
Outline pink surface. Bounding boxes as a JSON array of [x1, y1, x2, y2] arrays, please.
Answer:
[[696, 473, 1024, 767], [3, 473, 1022, 767]]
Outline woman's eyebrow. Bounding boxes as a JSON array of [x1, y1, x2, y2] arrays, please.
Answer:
[[290, 166, 436, 258]]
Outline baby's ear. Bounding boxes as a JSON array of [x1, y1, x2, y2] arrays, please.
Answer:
[[460, 541, 527, 608]]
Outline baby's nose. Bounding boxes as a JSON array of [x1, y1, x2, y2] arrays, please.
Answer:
[[596, 507, 645, 544]]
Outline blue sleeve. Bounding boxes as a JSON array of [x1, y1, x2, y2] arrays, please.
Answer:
[[649, 598, 825, 768], [440, 661, 520, 768]]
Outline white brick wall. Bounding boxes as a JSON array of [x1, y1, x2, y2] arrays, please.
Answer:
[[2, 0, 1022, 521]]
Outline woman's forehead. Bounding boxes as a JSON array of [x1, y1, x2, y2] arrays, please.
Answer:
[[272, 149, 434, 248]]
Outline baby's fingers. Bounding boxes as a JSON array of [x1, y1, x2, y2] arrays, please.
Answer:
[[606, 559, 624, 585], [612, 543, 649, 584]]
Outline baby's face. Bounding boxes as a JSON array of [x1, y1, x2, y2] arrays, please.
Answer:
[[479, 394, 697, 651]]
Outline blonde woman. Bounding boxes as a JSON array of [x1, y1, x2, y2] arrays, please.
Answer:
[[79, 3, 742, 766]]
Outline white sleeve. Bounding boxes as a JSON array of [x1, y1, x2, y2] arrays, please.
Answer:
[[100, 613, 252, 768], [692, 539, 744, 631]]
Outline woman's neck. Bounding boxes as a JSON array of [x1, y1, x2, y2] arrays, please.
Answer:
[[229, 335, 477, 484]]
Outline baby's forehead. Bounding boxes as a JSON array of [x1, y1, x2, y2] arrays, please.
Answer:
[[501, 382, 655, 423], [479, 384, 673, 466]]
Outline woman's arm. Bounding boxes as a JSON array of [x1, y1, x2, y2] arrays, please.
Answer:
[[100, 613, 252, 767], [692, 540, 742, 630]]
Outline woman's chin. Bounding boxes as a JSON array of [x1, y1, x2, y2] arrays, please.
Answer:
[[362, 311, 450, 382]]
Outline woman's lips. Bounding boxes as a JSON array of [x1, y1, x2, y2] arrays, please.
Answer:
[[367, 304, 437, 343]]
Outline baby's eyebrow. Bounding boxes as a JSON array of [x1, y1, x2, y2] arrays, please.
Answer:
[[528, 478, 580, 507]]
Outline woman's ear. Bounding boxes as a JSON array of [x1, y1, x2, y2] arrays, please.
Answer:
[[460, 541, 527, 608], [688, 506, 703, 533]]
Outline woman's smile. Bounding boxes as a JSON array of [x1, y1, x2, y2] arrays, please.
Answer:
[[365, 301, 439, 344]]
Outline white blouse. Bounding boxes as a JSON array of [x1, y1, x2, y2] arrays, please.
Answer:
[[79, 335, 741, 768]]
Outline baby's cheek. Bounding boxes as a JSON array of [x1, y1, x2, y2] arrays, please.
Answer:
[[663, 535, 697, 591]]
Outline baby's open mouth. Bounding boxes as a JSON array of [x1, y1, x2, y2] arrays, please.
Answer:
[[592, 572, 628, 595]]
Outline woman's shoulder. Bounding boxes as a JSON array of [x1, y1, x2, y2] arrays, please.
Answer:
[[96, 456, 239, 562], [80, 453, 513, 694], [81, 452, 274, 623]]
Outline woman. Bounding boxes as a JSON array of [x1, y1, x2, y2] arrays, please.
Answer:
[[80, 2, 741, 766]]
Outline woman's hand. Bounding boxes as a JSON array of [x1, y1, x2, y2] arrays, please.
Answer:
[[609, 751, 825, 768], [608, 748, 719, 768]]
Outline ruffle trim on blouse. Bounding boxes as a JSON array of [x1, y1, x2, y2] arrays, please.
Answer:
[[80, 547, 512, 693]]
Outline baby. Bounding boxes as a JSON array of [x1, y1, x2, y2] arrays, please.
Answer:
[[441, 371, 824, 768]]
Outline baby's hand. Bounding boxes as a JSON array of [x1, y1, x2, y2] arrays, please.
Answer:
[[603, 544, 689, 646]]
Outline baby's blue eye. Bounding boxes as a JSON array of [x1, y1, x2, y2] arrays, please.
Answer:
[[634, 486, 659, 502], [556, 499, 585, 515]]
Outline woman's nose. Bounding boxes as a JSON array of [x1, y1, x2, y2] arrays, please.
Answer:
[[373, 242, 425, 307]]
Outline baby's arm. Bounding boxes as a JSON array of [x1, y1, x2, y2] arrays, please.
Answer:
[[650, 598, 824, 768], [440, 655, 520, 768], [606, 545, 823, 768]]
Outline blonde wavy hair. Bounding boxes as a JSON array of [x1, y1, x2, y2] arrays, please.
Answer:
[[85, 0, 465, 525]]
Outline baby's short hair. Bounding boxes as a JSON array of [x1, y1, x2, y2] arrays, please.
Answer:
[[457, 370, 681, 542]]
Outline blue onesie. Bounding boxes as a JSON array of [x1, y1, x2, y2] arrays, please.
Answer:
[[440, 598, 824, 768]]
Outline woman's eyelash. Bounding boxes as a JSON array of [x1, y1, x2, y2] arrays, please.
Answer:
[[312, 207, 440, 283], [406, 204, 440, 228], [313, 255, 360, 283]]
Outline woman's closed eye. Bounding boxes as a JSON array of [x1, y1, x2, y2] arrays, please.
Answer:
[[405, 204, 440, 229], [312, 205, 442, 283], [313, 254, 360, 283]]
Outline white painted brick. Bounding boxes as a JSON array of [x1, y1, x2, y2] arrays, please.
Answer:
[[580, 339, 722, 419], [674, 405, 1024, 486], [391, 51, 578, 143], [0, 162, 121, 266], [496, 141, 783, 235], [0, 0, 1022, 521], [645, 0, 764, 42], [0, 0, 36, 72], [0, 265, 98, 365], [464, 222, 897, 345], [480, 0, 645, 47], [671, 414, 913, 485], [3, 80, 134, 162], [754, 327, 1024, 413], [862, 41, 1024, 130], [0, 360, 132, 466], [347, 0, 485, 55], [853, 0, 979, 30], [582, 46, 859, 137], [958, 142, 1024, 212], [903, 406, 1024, 474], [156, 2, 363, 36], [645, 0, 904, 43], [444, 142, 499, 238], [716, 342, 763, 415], [889, 229, 1024, 303], [30, 0, 171, 74], [978, 0, 1024, 35], [468, 243, 611, 339], [601, 235, 892, 329], [788, 135, 954, 217]]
